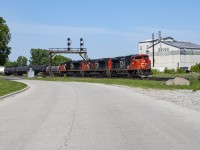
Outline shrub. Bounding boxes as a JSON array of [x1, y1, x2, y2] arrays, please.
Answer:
[[176, 68, 186, 73], [164, 67, 176, 74], [151, 69, 160, 75], [190, 63, 200, 73]]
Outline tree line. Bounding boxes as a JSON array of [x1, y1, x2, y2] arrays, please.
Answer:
[[0, 16, 71, 67], [5, 49, 71, 67]]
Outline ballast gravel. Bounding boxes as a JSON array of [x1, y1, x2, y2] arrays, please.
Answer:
[[135, 88, 200, 112]]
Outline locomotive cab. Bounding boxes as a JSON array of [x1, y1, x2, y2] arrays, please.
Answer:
[[128, 54, 151, 76], [129, 54, 150, 69]]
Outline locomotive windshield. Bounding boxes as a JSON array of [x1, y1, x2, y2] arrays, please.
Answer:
[[135, 56, 142, 60]]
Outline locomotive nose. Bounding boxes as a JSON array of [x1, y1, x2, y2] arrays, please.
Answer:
[[144, 58, 151, 69]]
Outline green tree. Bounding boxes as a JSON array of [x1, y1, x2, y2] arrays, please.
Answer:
[[52, 55, 71, 66], [0, 16, 11, 65], [4, 61, 17, 67], [29, 48, 49, 65], [17, 56, 28, 66]]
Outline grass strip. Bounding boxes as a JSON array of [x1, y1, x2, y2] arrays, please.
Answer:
[[31, 77, 200, 91], [0, 80, 27, 96]]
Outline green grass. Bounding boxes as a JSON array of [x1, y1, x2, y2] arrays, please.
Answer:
[[152, 71, 200, 79], [30, 77, 200, 91], [0, 79, 27, 96]]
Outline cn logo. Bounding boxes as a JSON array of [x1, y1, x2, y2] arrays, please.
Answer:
[[70, 64, 74, 69], [141, 60, 147, 68], [120, 61, 125, 68]]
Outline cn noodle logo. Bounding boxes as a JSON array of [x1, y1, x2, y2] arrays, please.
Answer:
[[141, 60, 147, 68]]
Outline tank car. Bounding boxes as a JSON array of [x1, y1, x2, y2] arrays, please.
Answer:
[[31, 65, 48, 75], [4, 67, 15, 75], [46, 66, 60, 76], [15, 66, 29, 76]]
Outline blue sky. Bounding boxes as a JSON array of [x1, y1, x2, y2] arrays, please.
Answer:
[[1, 0, 200, 61]]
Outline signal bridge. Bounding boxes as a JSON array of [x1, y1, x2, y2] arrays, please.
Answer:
[[49, 48, 87, 60], [48, 38, 88, 77]]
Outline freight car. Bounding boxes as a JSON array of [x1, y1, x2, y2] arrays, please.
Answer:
[[4, 65, 49, 76], [15, 66, 29, 76], [4, 67, 15, 75], [46, 66, 60, 76]]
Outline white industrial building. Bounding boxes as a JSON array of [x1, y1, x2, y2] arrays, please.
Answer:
[[139, 37, 200, 71]]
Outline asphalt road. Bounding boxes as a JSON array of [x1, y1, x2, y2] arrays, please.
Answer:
[[0, 80, 200, 150]]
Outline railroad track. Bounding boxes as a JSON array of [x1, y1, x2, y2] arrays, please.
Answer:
[[65, 76, 198, 82], [62, 75, 175, 81], [140, 76, 175, 81], [2, 75, 198, 82]]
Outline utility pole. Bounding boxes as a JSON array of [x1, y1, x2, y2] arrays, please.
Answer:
[[152, 33, 155, 67], [21, 56, 23, 66]]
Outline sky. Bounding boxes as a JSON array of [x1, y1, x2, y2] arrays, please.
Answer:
[[1, 0, 200, 61]]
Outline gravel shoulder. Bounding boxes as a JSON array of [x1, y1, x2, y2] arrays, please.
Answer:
[[131, 87, 200, 112]]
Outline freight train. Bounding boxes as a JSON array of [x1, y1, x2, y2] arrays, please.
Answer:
[[3, 54, 151, 77]]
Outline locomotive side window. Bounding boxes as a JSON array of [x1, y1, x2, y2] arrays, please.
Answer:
[[144, 55, 148, 59]]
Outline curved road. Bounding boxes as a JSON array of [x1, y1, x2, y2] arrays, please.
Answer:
[[0, 80, 200, 150]]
